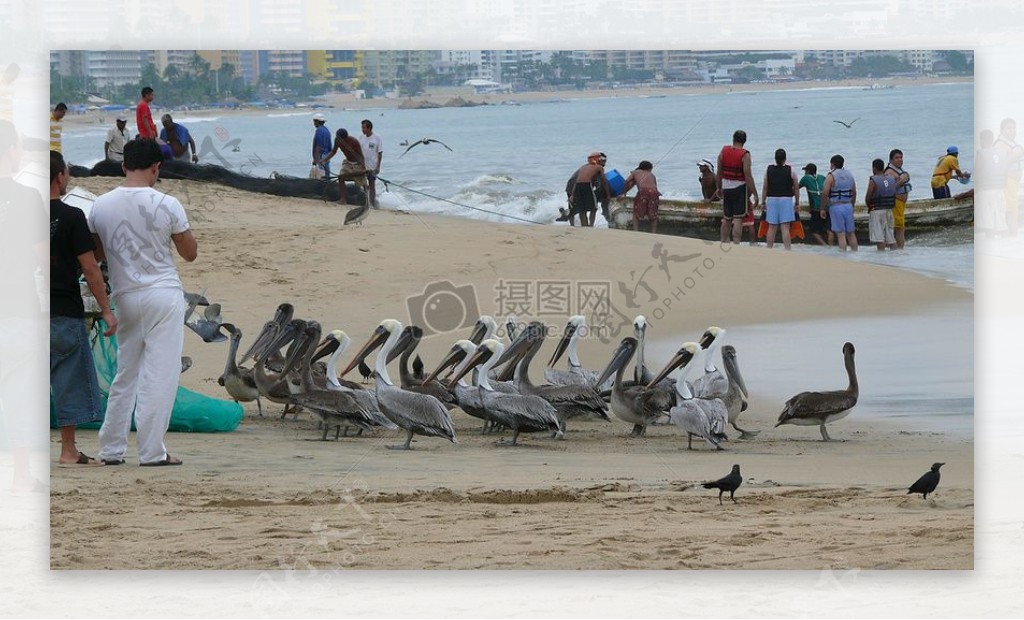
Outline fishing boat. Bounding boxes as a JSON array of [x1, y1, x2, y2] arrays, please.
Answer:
[[607, 195, 974, 243]]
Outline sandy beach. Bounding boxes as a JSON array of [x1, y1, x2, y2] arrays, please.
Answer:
[[49, 177, 973, 570]]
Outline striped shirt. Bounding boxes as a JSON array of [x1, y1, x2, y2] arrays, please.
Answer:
[[50, 112, 63, 153]]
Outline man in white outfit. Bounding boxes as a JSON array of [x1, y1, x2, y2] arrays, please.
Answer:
[[88, 138, 198, 466]]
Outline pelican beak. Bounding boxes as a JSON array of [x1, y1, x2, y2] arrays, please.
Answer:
[[240, 321, 275, 362], [721, 346, 748, 398], [280, 325, 314, 375], [646, 347, 695, 389], [423, 345, 468, 386], [547, 322, 578, 367], [494, 321, 541, 368], [594, 337, 635, 389], [386, 326, 417, 364], [698, 329, 716, 350], [468, 319, 488, 345], [448, 347, 492, 387], [310, 333, 340, 364], [339, 324, 390, 377]]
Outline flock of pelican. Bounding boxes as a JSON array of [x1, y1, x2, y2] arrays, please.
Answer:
[[214, 303, 860, 450]]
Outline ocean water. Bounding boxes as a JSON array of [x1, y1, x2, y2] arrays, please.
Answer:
[[63, 82, 976, 288]]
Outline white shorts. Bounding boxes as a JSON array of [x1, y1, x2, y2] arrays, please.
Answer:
[[868, 209, 895, 244]]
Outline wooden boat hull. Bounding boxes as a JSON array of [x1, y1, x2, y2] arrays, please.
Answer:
[[608, 196, 974, 243]]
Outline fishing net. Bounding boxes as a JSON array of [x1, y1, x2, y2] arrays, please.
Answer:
[[50, 317, 244, 432]]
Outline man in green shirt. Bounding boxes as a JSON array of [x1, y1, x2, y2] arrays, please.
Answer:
[[799, 163, 830, 246]]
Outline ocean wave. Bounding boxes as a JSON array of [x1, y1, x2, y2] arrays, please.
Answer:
[[174, 116, 221, 123], [265, 112, 312, 118]]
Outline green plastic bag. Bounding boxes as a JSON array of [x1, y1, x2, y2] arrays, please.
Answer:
[[50, 319, 243, 432]]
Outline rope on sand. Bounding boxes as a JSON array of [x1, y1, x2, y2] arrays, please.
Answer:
[[375, 176, 547, 225]]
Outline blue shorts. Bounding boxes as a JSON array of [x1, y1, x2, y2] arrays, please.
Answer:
[[932, 185, 951, 199], [50, 316, 103, 427], [766, 196, 795, 224], [829, 203, 855, 233]]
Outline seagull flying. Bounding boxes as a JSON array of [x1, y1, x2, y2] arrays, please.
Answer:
[[833, 117, 861, 129], [399, 138, 453, 158]]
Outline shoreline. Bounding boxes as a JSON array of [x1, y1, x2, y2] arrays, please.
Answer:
[[60, 75, 972, 129]]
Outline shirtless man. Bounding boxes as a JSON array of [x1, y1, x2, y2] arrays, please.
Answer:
[[319, 128, 366, 206], [569, 152, 610, 227], [621, 160, 661, 233]]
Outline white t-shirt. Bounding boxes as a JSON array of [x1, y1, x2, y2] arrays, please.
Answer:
[[105, 126, 131, 161], [358, 132, 383, 172], [88, 186, 190, 297]]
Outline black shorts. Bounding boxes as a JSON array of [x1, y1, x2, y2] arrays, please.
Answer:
[[808, 209, 830, 235], [572, 182, 597, 215], [722, 185, 748, 219]]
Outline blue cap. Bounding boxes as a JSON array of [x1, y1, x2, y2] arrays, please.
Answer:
[[947, 145, 958, 154]]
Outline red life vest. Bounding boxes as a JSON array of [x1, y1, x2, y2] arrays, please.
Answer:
[[720, 146, 748, 181]]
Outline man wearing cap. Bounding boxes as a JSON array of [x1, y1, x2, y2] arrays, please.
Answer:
[[931, 145, 969, 199], [104, 115, 131, 163], [311, 113, 331, 178], [697, 159, 719, 201], [799, 162, 830, 246]]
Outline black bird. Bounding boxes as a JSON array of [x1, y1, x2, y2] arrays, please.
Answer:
[[702, 464, 743, 505], [358, 359, 373, 384], [398, 138, 453, 158], [908, 462, 944, 499], [833, 117, 861, 129]]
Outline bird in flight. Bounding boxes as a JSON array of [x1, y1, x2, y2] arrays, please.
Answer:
[[833, 117, 861, 129], [399, 138, 453, 158]]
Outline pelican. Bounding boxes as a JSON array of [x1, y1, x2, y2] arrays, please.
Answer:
[[422, 340, 491, 431], [693, 326, 727, 399], [387, 325, 458, 408], [184, 299, 227, 343], [282, 322, 391, 440], [344, 203, 370, 226], [833, 117, 861, 129], [319, 329, 397, 436], [217, 323, 262, 416], [592, 336, 675, 437], [498, 321, 610, 437], [469, 315, 498, 345], [340, 319, 456, 450], [449, 340, 561, 446], [647, 342, 729, 450], [720, 345, 758, 439], [244, 313, 303, 417], [775, 342, 858, 441], [545, 315, 609, 390], [504, 315, 519, 341]]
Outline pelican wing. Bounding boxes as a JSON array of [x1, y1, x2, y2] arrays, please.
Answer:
[[694, 370, 728, 400], [670, 402, 719, 448], [485, 391, 559, 431], [377, 383, 456, 442], [536, 384, 607, 412], [777, 390, 857, 423]]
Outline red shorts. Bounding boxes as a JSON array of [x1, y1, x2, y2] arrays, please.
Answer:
[[633, 188, 660, 221]]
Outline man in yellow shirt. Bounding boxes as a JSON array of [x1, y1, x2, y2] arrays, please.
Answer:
[[50, 102, 67, 153], [931, 145, 969, 199]]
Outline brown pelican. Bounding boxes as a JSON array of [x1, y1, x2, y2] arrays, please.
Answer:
[[470, 315, 499, 345], [184, 297, 227, 343], [244, 312, 303, 417], [340, 319, 457, 450], [282, 321, 391, 440], [319, 329, 397, 435], [720, 345, 758, 439], [545, 315, 609, 390], [647, 342, 729, 450], [504, 315, 519, 341], [598, 315, 676, 399], [386, 325, 458, 408], [592, 336, 675, 437], [422, 339, 491, 430], [448, 340, 560, 446], [775, 342, 858, 441], [693, 326, 727, 399], [217, 323, 262, 416], [498, 321, 610, 437]]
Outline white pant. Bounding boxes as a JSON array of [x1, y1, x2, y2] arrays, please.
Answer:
[[98, 287, 184, 464]]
